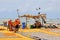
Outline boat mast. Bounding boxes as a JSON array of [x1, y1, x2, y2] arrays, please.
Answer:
[[17, 9, 20, 18]]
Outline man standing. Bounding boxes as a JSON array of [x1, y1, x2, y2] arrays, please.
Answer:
[[8, 19, 13, 31], [35, 21, 41, 28], [13, 19, 20, 33]]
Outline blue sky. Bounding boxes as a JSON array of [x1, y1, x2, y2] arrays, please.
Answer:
[[0, 0, 60, 18]]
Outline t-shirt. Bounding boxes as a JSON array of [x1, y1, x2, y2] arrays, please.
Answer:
[[8, 20, 12, 26], [12, 22, 17, 27]]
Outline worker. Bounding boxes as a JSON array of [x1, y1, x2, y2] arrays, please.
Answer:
[[16, 18, 20, 25], [8, 19, 13, 31], [34, 20, 41, 28], [12, 19, 20, 33]]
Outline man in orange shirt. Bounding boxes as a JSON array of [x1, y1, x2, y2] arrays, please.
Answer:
[[8, 19, 13, 31], [12, 19, 20, 33]]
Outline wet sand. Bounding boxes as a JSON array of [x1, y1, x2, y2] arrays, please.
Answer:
[[18, 28, 60, 40]]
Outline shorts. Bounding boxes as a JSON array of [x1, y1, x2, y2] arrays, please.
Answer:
[[15, 25, 20, 29]]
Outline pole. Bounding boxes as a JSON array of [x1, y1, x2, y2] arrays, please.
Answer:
[[26, 17, 27, 28], [17, 9, 19, 18]]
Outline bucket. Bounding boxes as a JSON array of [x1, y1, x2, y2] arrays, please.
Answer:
[[30, 25, 33, 29], [22, 22, 26, 29]]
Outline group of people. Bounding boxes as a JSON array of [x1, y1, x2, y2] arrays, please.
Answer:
[[8, 19, 20, 32], [8, 18, 42, 32]]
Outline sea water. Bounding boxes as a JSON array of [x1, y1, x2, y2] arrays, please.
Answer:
[[0, 18, 60, 26]]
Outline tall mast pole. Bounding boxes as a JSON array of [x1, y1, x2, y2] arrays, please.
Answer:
[[17, 9, 19, 18]]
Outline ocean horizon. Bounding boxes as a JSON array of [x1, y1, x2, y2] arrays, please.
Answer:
[[0, 18, 60, 25]]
